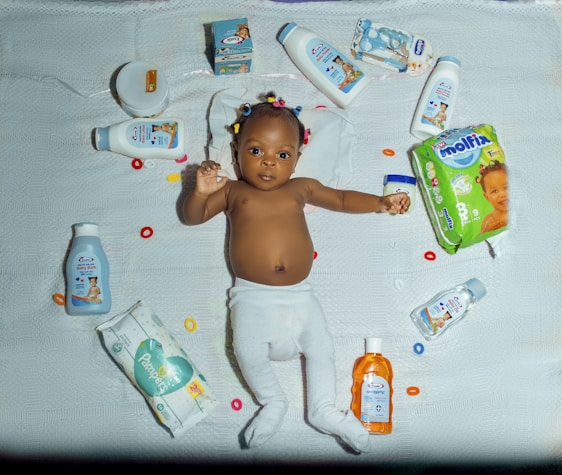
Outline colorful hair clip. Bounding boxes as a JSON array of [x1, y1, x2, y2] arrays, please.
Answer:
[[272, 99, 286, 108], [242, 103, 252, 116], [293, 106, 302, 117], [233, 123, 240, 134], [267, 94, 276, 103], [304, 128, 311, 144]]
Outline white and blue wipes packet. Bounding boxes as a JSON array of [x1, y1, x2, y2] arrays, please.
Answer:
[[97, 300, 218, 436]]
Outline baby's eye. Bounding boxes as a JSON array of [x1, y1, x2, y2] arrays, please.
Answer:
[[249, 147, 262, 156], [278, 152, 290, 160]]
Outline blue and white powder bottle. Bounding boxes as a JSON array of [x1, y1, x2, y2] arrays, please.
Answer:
[[278, 22, 370, 108], [65, 222, 111, 316], [410, 56, 461, 141]]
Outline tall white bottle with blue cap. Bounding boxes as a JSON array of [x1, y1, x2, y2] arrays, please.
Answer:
[[278, 22, 370, 108], [410, 56, 461, 141], [65, 222, 111, 316], [410, 278, 486, 340]]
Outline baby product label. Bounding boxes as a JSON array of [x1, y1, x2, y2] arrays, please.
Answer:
[[410, 124, 508, 254], [419, 291, 465, 334], [351, 18, 434, 75], [134, 338, 194, 396], [306, 38, 365, 93], [69, 253, 105, 306], [126, 120, 180, 149], [360, 374, 390, 422]]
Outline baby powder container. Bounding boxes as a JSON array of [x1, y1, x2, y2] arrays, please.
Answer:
[[94, 117, 186, 160], [116, 61, 170, 117], [410, 56, 461, 141], [383, 174, 417, 214], [278, 22, 370, 108], [65, 222, 111, 316]]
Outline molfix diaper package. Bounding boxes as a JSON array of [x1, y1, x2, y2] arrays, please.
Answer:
[[97, 300, 218, 436], [410, 124, 508, 254]]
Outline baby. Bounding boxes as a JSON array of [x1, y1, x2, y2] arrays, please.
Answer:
[[182, 94, 410, 452], [479, 160, 508, 234]]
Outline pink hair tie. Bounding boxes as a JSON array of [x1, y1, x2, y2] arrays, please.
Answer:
[[304, 128, 311, 144]]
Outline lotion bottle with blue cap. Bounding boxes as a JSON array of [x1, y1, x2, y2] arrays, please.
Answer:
[[410, 56, 461, 141], [410, 278, 486, 340]]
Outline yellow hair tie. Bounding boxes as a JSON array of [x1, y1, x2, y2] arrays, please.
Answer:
[[233, 123, 240, 134]]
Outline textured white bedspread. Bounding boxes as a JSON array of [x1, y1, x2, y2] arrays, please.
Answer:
[[0, 0, 561, 470]]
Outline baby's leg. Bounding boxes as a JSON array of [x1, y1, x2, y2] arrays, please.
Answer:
[[229, 281, 291, 448], [300, 294, 372, 453]]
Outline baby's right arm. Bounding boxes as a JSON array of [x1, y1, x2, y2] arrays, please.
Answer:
[[182, 160, 228, 225]]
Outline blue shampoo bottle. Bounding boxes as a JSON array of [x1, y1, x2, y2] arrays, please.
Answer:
[[65, 222, 111, 316]]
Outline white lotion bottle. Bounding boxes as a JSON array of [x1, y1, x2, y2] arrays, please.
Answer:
[[65, 222, 111, 316], [410, 56, 461, 141], [94, 118, 186, 160], [278, 22, 370, 108], [410, 278, 486, 340]]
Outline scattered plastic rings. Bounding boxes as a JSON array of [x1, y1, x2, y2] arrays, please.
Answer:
[[382, 148, 396, 157], [313, 250, 318, 260], [315, 105, 327, 109], [53, 293, 65, 306], [413, 342, 425, 355], [144, 159, 155, 168], [175, 154, 188, 163], [424, 251, 436, 261], [167, 173, 181, 182], [184, 318, 197, 333], [406, 386, 420, 396], [131, 158, 143, 170], [140, 226, 154, 239], [231, 398, 243, 411]]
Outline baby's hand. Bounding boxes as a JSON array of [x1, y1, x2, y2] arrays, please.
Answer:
[[195, 160, 228, 194], [383, 192, 411, 214]]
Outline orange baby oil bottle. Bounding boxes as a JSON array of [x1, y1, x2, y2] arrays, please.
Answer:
[[351, 337, 393, 434]]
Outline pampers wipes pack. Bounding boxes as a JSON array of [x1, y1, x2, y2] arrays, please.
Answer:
[[410, 124, 508, 254], [97, 300, 218, 436]]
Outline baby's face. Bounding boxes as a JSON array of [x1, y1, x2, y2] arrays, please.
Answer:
[[482, 169, 508, 212], [234, 115, 301, 191]]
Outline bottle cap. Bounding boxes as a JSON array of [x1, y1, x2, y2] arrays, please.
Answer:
[[465, 278, 486, 301], [365, 337, 382, 354], [74, 222, 99, 237], [94, 127, 110, 151], [116, 61, 170, 117], [383, 174, 417, 186], [438, 56, 461, 68], [278, 22, 297, 44]]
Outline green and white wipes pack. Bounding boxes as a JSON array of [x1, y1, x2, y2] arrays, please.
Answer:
[[410, 124, 508, 254], [97, 300, 218, 436]]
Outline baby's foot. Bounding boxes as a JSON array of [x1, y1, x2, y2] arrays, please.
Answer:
[[244, 400, 288, 448], [309, 406, 372, 453]]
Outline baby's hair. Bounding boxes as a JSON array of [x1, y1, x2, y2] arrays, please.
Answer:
[[479, 160, 507, 190], [230, 91, 306, 147]]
